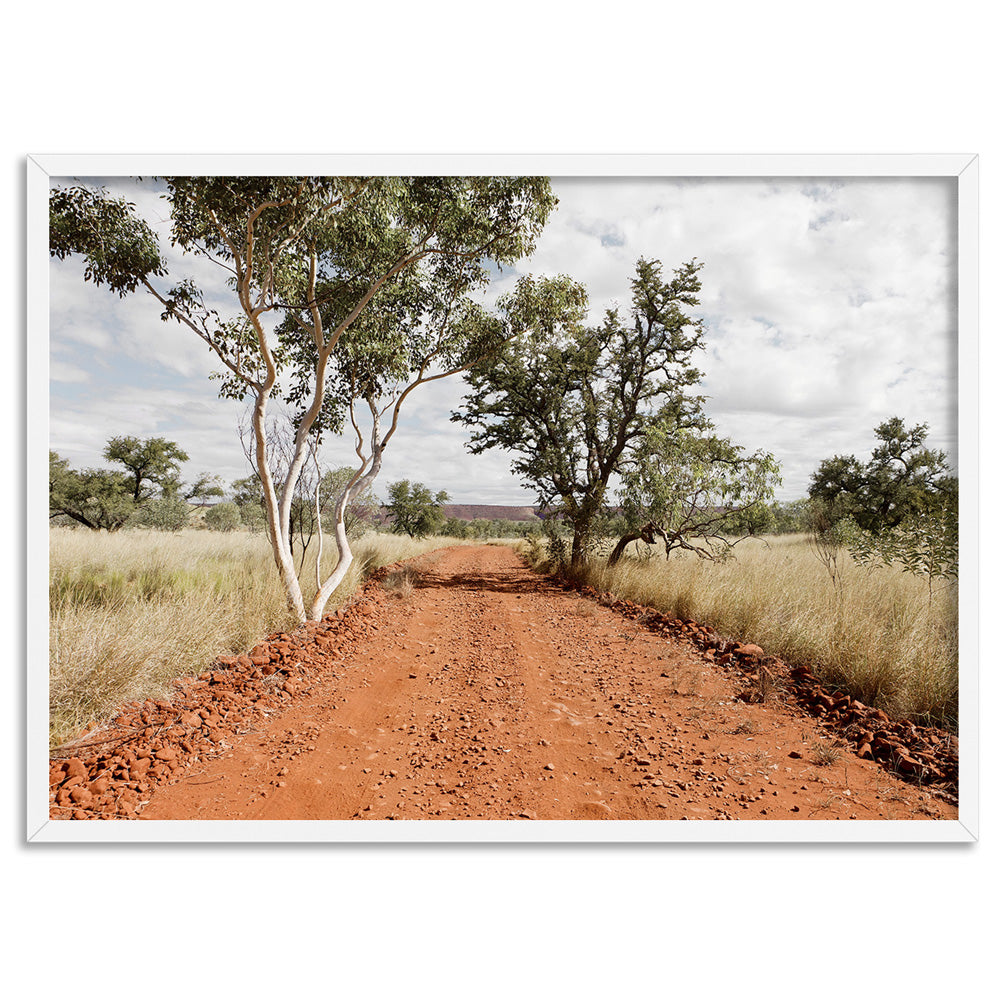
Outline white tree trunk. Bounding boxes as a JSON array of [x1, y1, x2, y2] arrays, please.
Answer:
[[252, 391, 308, 622], [308, 502, 355, 620], [307, 438, 385, 621]]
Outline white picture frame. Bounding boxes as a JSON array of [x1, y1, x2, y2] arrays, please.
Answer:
[[26, 154, 979, 844]]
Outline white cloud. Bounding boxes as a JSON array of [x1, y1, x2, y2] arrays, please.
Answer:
[[47, 175, 958, 505], [49, 360, 88, 384]]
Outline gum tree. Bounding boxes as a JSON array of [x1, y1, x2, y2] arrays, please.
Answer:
[[385, 480, 450, 538], [609, 423, 780, 565], [50, 176, 557, 621], [456, 258, 707, 566]]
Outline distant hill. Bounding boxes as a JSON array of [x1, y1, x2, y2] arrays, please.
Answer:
[[374, 503, 543, 524], [442, 504, 541, 522]]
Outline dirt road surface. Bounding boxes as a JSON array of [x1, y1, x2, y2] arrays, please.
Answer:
[[126, 545, 955, 823]]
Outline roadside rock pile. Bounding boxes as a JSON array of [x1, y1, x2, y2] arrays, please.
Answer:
[[566, 580, 959, 803], [48, 566, 399, 820]]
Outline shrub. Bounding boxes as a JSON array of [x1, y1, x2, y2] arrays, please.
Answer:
[[204, 502, 241, 532], [130, 496, 190, 532]]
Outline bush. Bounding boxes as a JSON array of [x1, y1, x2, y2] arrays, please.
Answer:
[[130, 496, 190, 532], [238, 502, 266, 532], [204, 502, 241, 532]]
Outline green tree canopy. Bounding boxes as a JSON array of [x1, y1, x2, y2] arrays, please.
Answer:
[[103, 435, 190, 503], [49, 451, 134, 531], [610, 423, 780, 564], [318, 467, 381, 540], [808, 417, 955, 535], [456, 258, 709, 565], [385, 480, 450, 538], [231, 476, 266, 532], [183, 473, 225, 504], [51, 175, 558, 621]]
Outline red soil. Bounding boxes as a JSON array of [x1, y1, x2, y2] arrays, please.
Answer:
[[49, 545, 958, 823]]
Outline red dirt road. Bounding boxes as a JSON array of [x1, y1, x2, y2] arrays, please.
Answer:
[[132, 545, 955, 823]]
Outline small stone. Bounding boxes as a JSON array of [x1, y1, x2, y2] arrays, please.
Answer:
[[544, 763, 555, 771], [63, 758, 89, 787]]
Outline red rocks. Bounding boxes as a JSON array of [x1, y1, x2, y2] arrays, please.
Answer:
[[63, 758, 88, 787], [551, 568, 958, 803], [49, 573, 399, 819]]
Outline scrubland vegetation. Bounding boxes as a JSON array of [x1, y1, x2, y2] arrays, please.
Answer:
[[48, 527, 465, 748], [524, 532, 958, 730], [48, 177, 961, 751]]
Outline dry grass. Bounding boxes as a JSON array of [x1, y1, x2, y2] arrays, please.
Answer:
[[534, 534, 958, 729], [48, 527, 466, 748], [380, 565, 418, 600], [809, 740, 842, 766]]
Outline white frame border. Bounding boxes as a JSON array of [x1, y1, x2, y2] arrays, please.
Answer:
[[26, 153, 978, 844]]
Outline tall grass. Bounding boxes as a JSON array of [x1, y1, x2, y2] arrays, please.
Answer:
[[545, 534, 958, 729], [49, 527, 465, 748]]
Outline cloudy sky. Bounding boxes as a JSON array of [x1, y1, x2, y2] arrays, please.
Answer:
[[48, 174, 958, 506]]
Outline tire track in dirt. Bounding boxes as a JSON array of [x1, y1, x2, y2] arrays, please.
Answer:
[[135, 545, 956, 822]]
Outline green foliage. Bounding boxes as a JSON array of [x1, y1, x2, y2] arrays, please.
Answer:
[[807, 417, 958, 596], [129, 496, 190, 532], [238, 503, 266, 532], [50, 437, 209, 532], [767, 498, 812, 534], [613, 423, 780, 564], [204, 502, 242, 532], [49, 451, 135, 531], [808, 417, 954, 536], [844, 496, 958, 584], [49, 185, 166, 296], [442, 516, 471, 539], [457, 258, 708, 565], [51, 175, 557, 430], [104, 435, 190, 502], [385, 480, 449, 539], [230, 476, 266, 532], [183, 472, 224, 503], [51, 175, 558, 622], [804, 500, 855, 591]]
